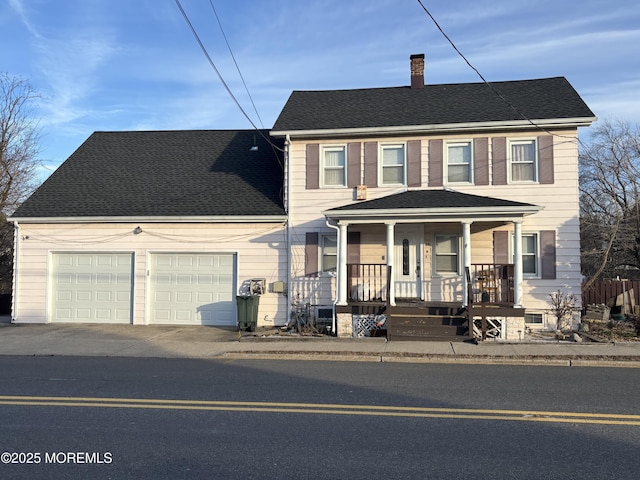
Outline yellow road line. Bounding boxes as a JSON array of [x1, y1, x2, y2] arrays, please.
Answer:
[[0, 396, 639, 426]]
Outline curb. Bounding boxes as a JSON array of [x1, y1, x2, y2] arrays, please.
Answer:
[[221, 350, 640, 367]]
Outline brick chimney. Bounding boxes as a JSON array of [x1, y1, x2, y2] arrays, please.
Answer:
[[410, 54, 425, 89]]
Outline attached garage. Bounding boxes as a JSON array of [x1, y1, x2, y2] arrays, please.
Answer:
[[148, 253, 236, 326], [50, 252, 133, 323]]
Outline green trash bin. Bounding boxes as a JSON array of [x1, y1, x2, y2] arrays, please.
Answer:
[[236, 295, 260, 332]]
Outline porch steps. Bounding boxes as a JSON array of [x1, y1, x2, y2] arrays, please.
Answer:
[[387, 303, 470, 342]]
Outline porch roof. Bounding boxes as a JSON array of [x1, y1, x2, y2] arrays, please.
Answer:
[[323, 189, 541, 223]]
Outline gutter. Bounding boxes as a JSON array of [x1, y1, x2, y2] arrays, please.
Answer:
[[322, 206, 543, 222], [271, 116, 598, 139], [8, 215, 288, 224], [285, 134, 292, 326], [325, 219, 340, 336]]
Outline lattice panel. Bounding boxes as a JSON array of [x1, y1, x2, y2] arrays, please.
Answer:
[[472, 317, 503, 339], [353, 314, 387, 337]]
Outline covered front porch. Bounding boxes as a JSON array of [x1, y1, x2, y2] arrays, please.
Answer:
[[324, 190, 540, 340]]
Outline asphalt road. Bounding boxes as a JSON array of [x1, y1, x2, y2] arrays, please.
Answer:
[[1, 356, 639, 479]]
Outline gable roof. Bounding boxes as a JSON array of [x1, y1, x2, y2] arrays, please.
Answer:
[[12, 130, 285, 221], [272, 77, 596, 137], [323, 189, 541, 222]]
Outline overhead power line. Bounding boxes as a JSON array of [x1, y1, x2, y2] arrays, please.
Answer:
[[416, 0, 586, 145], [208, 0, 265, 129], [173, 0, 282, 152]]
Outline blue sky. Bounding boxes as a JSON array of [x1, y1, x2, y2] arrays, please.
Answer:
[[2, 0, 639, 181]]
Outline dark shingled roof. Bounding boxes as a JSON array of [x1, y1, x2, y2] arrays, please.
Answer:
[[326, 190, 536, 212], [13, 130, 285, 218], [272, 77, 595, 132]]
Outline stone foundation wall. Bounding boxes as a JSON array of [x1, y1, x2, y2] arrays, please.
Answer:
[[504, 316, 526, 341], [336, 313, 353, 338]]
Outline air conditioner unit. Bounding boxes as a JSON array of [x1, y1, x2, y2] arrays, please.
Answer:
[[316, 306, 334, 335]]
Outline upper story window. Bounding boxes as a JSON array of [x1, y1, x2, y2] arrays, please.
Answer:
[[322, 145, 346, 187], [509, 139, 537, 183], [380, 144, 406, 185], [446, 141, 472, 184]]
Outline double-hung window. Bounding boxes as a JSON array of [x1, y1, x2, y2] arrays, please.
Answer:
[[321, 234, 337, 274], [521, 233, 539, 276], [510, 139, 537, 182], [322, 146, 346, 187], [435, 234, 459, 274], [380, 144, 406, 185], [512, 233, 539, 276], [446, 141, 472, 183]]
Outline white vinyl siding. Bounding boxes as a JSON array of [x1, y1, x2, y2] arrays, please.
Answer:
[[13, 223, 286, 326], [50, 252, 133, 323]]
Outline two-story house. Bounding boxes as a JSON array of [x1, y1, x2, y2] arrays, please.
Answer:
[[271, 54, 595, 340], [9, 54, 595, 340]]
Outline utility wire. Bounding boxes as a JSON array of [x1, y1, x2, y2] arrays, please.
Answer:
[[416, 0, 586, 145], [206, 0, 284, 169], [208, 0, 265, 129], [174, 0, 283, 152]]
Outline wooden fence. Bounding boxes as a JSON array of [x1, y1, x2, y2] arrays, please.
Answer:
[[582, 279, 640, 307]]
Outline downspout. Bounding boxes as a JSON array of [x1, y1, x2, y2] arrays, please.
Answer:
[[11, 221, 19, 323], [325, 218, 340, 336], [285, 134, 292, 326]]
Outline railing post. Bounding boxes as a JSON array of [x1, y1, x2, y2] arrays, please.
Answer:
[[386, 222, 396, 306], [336, 222, 348, 306], [513, 220, 523, 308], [462, 221, 472, 307]]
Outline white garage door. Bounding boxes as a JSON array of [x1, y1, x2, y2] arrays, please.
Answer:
[[51, 253, 133, 323], [149, 253, 236, 326]]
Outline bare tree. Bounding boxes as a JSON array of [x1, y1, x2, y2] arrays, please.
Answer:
[[0, 73, 42, 295], [580, 119, 640, 287]]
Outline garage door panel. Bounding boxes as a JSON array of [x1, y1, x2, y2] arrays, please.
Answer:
[[78, 256, 92, 266], [176, 292, 192, 303], [177, 256, 194, 267], [149, 253, 235, 326], [76, 291, 91, 302], [51, 253, 133, 324]]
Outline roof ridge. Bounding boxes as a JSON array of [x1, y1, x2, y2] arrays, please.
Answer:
[[289, 76, 568, 94]]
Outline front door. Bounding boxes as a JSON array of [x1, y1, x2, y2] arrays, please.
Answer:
[[394, 225, 423, 299]]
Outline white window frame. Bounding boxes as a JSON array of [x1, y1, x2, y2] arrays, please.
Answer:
[[379, 143, 407, 186], [445, 140, 473, 184], [508, 138, 538, 183], [321, 145, 347, 187], [512, 232, 540, 278], [320, 233, 337, 275], [434, 234, 460, 275]]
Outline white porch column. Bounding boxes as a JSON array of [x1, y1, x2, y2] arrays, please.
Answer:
[[513, 220, 523, 307], [336, 222, 348, 306], [386, 222, 396, 306], [462, 221, 472, 307]]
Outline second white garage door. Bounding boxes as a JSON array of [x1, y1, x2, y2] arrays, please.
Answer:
[[149, 253, 236, 326]]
